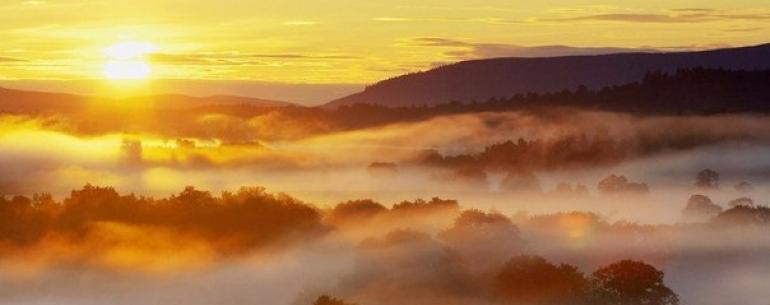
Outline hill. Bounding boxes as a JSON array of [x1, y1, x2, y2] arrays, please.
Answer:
[[325, 43, 770, 108]]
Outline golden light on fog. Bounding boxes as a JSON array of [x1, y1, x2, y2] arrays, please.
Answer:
[[102, 42, 158, 80]]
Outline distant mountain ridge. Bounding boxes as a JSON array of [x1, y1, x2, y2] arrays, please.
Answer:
[[325, 43, 770, 108], [0, 87, 295, 114]]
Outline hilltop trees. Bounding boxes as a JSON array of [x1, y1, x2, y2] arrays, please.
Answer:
[[0, 184, 326, 255], [421, 135, 626, 173], [329, 68, 770, 131]]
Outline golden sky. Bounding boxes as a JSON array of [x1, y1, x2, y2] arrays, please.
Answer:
[[0, 0, 768, 85]]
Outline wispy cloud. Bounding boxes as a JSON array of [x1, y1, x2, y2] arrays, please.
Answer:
[[668, 8, 718, 13], [721, 27, 763, 32], [407, 37, 659, 60], [372, 16, 520, 25], [0, 56, 26, 63], [283, 21, 319, 26], [21, 0, 47, 5], [150, 52, 360, 66], [545, 10, 770, 23]]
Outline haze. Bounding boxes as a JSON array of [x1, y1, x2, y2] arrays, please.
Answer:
[[2, 1, 770, 305]]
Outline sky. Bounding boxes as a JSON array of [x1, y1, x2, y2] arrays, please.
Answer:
[[0, 0, 769, 104]]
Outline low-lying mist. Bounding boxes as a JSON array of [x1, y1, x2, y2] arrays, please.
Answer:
[[2, 110, 770, 219], [2, 109, 770, 305], [0, 183, 768, 305]]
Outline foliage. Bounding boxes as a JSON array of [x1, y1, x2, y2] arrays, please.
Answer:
[[496, 255, 588, 305], [312, 295, 356, 305], [589, 260, 679, 305]]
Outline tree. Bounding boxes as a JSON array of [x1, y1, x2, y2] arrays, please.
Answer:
[[552, 183, 589, 197], [367, 162, 398, 177], [727, 197, 754, 208], [681, 194, 723, 221], [695, 169, 719, 189], [597, 174, 649, 195], [734, 181, 754, 192], [440, 210, 522, 267], [496, 255, 588, 305], [589, 260, 679, 305], [326, 199, 387, 225], [500, 170, 542, 193], [598, 174, 628, 193], [711, 205, 770, 226], [312, 295, 356, 305]]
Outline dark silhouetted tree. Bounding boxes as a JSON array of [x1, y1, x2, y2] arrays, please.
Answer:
[[432, 167, 489, 188], [597, 174, 649, 195], [500, 170, 542, 193], [734, 181, 754, 192], [711, 205, 770, 226], [496, 255, 588, 305], [440, 210, 522, 267], [367, 162, 398, 177], [326, 199, 387, 225], [695, 169, 719, 190], [391, 197, 459, 212], [312, 295, 356, 305], [589, 260, 679, 305], [352, 229, 474, 305], [682, 194, 723, 221], [727, 197, 754, 208], [552, 183, 590, 197]]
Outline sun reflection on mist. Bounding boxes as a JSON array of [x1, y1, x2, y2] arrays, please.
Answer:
[[557, 213, 597, 247]]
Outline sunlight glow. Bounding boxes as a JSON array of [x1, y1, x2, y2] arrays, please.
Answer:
[[102, 42, 158, 60], [103, 60, 151, 80], [102, 42, 157, 80]]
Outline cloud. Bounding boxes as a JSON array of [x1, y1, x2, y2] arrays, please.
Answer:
[[721, 27, 763, 32], [553, 13, 712, 23], [0, 56, 26, 63], [372, 16, 520, 25], [546, 10, 770, 23], [21, 0, 47, 5], [374, 8, 770, 26], [283, 21, 319, 26], [149, 52, 360, 65], [668, 8, 718, 13], [407, 37, 659, 60]]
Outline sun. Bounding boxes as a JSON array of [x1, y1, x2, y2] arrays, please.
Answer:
[[102, 42, 158, 80]]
